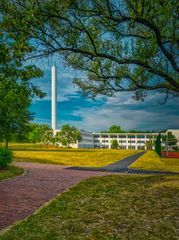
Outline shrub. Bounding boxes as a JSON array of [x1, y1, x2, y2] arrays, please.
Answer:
[[0, 148, 13, 168], [111, 140, 119, 149]]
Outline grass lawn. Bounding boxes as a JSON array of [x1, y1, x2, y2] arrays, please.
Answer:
[[130, 151, 179, 172], [14, 149, 140, 167], [1, 175, 179, 240], [6, 143, 60, 150], [0, 166, 24, 181]]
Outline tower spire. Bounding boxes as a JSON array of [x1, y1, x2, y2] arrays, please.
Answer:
[[52, 64, 57, 130]]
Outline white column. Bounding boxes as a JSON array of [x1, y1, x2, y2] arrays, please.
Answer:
[[52, 64, 57, 130]]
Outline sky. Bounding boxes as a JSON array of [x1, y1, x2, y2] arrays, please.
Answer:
[[30, 57, 179, 132]]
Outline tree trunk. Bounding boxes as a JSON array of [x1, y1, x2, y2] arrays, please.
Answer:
[[5, 139, 8, 148]]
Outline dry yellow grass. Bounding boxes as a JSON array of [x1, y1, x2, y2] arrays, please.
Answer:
[[130, 150, 179, 172], [7, 143, 59, 150], [14, 149, 140, 167]]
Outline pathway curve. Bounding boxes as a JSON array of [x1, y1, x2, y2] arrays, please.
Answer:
[[0, 162, 113, 230]]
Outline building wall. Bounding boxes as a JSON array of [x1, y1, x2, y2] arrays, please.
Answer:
[[77, 130, 94, 148], [93, 133, 158, 150], [76, 131, 158, 149], [55, 129, 179, 149]]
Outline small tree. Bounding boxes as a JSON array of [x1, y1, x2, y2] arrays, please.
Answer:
[[155, 134, 162, 157], [42, 129, 57, 145], [27, 124, 51, 143], [162, 132, 177, 151], [57, 124, 82, 147], [145, 140, 155, 150], [111, 140, 119, 149]]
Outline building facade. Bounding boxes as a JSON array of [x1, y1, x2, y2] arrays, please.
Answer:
[[73, 131, 158, 150]]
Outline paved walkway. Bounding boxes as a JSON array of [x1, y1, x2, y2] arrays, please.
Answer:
[[68, 152, 179, 174], [103, 151, 145, 170], [0, 162, 113, 230], [68, 152, 145, 171]]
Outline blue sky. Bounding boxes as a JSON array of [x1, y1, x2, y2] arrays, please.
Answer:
[[30, 58, 179, 132]]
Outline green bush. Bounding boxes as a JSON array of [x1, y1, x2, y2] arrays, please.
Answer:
[[111, 140, 119, 149], [0, 148, 13, 168]]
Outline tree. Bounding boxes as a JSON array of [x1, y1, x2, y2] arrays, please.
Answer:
[[0, 0, 178, 101], [57, 124, 82, 147], [0, 23, 44, 147], [111, 140, 119, 149], [41, 129, 57, 145], [101, 125, 123, 133], [109, 125, 123, 133], [0, 82, 31, 147], [162, 131, 177, 150], [145, 139, 155, 150], [27, 124, 51, 143], [155, 134, 161, 157]]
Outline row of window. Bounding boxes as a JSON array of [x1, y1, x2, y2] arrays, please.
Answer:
[[94, 140, 146, 144], [94, 135, 155, 139], [82, 139, 93, 143], [93, 145, 146, 150]]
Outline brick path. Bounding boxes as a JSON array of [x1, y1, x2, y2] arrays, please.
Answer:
[[0, 162, 114, 230]]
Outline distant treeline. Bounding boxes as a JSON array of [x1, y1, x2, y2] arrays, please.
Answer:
[[101, 125, 166, 133]]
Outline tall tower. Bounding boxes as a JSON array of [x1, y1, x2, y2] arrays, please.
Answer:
[[51, 64, 57, 130]]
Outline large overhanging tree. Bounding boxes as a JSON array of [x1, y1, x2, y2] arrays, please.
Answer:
[[0, 21, 45, 147], [1, 0, 179, 100]]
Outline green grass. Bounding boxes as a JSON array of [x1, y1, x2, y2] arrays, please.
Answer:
[[0, 166, 24, 181], [1, 175, 179, 240], [14, 149, 140, 167], [130, 151, 179, 172]]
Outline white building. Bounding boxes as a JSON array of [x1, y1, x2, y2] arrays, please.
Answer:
[[72, 131, 157, 150], [93, 132, 158, 150]]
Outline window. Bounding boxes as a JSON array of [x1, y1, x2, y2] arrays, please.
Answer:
[[110, 135, 117, 138], [146, 135, 153, 139], [137, 135, 145, 139], [94, 145, 100, 148], [102, 145, 109, 149], [138, 146, 145, 150], [128, 140, 135, 143], [118, 135, 126, 138], [128, 145, 136, 149], [94, 135, 100, 138], [128, 135, 136, 138], [119, 140, 126, 143], [101, 135, 109, 138], [120, 146, 126, 149], [137, 140, 145, 144]]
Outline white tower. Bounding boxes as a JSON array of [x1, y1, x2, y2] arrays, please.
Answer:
[[51, 64, 57, 130]]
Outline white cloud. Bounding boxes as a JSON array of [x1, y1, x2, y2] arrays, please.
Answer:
[[59, 92, 179, 131]]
